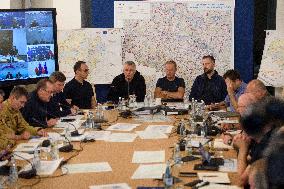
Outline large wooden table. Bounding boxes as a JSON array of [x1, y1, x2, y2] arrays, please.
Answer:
[[18, 111, 240, 189]]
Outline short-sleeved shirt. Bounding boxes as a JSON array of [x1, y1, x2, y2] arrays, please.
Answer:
[[63, 78, 94, 109], [156, 76, 185, 92], [224, 82, 247, 112]]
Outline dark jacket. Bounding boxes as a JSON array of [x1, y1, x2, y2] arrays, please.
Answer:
[[21, 91, 55, 128], [107, 71, 146, 103], [189, 71, 227, 105], [48, 92, 71, 118]]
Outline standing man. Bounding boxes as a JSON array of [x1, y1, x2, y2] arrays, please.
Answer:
[[107, 61, 146, 103], [0, 86, 47, 141], [49, 71, 78, 117], [154, 60, 185, 101], [63, 61, 96, 109], [22, 79, 59, 128], [189, 55, 227, 105]]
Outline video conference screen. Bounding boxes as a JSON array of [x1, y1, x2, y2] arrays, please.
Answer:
[[0, 9, 57, 86]]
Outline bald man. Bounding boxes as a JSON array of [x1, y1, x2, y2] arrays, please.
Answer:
[[245, 79, 269, 101]]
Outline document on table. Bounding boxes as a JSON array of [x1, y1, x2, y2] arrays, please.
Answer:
[[62, 162, 112, 174], [198, 172, 230, 184], [131, 164, 166, 179], [134, 115, 172, 122], [14, 152, 34, 160], [107, 133, 137, 142], [13, 142, 41, 153], [189, 137, 210, 147], [219, 159, 237, 172], [214, 139, 233, 149], [106, 123, 140, 131], [20, 158, 63, 176], [47, 132, 65, 141], [202, 184, 241, 189], [84, 131, 111, 141], [145, 125, 173, 134], [89, 183, 131, 189], [136, 130, 168, 139], [132, 151, 165, 163]]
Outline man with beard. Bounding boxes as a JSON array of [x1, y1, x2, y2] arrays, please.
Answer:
[[189, 55, 227, 105]]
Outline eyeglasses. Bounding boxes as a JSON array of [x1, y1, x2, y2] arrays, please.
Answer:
[[80, 69, 89, 73]]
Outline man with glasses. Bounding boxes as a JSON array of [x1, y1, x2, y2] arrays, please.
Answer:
[[22, 79, 59, 128], [0, 86, 47, 141], [63, 61, 96, 109]]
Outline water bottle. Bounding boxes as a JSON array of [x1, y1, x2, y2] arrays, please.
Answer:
[[86, 112, 94, 128], [50, 141, 59, 160], [144, 95, 149, 107], [65, 126, 72, 142], [163, 160, 173, 187], [118, 97, 122, 110], [186, 135, 193, 156], [173, 143, 182, 165], [33, 148, 41, 171], [8, 156, 18, 187], [96, 103, 103, 119]]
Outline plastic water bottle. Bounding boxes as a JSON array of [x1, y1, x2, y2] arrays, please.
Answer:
[[33, 148, 41, 171], [186, 135, 193, 156], [8, 156, 18, 187], [173, 143, 182, 165], [50, 141, 59, 160], [65, 127, 72, 142], [163, 160, 173, 187], [118, 97, 122, 110]]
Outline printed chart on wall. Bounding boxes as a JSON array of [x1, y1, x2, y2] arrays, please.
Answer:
[[115, 0, 235, 95], [258, 30, 284, 87], [57, 28, 123, 84]]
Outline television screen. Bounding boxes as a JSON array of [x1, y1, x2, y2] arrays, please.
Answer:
[[0, 9, 58, 86]]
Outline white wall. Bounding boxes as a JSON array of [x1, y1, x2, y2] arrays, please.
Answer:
[[0, 0, 10, 9]]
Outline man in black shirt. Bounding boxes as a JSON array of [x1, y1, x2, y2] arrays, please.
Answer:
[[154, 60, 185, 102], [107, 61, 146, 103], [22, 79, 59, 128], [189, 55, 227, 105], [63, 61, 96, 109], [49, 71, 78, 117]]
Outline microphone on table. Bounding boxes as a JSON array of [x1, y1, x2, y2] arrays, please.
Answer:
[[31, 117, 73, 152]]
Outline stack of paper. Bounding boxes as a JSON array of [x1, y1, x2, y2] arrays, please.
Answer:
[[132, 151, 165, 163], [106, 123, 140, 132]]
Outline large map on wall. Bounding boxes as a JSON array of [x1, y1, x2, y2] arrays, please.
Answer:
[[57, 28, 123, 84], [258, 30, 284, 87], [115, 0, 234, 96]]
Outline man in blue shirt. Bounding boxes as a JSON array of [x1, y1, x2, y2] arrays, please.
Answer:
[[189, 55, 227, 105], [154, 60, 185, 102], [222, 69, 247, 112]]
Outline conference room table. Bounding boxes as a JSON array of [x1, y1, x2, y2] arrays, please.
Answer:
[[17, 109, 240, 189]]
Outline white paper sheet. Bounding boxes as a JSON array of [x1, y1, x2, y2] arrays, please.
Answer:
[[219, 159, 237, 172], [214, 139, 233, 149], [132, 151, 165, 164], [89, 183, 131, 189], [134, 115, 172, 122], [145, 125, 173, 134], [84, 131, 111, 141], [13, 142, 41, 153], [198, 172, 230, 184], [0, 160, 8, 167], [63, 162, 112, 174], [136, 131, 168, 139], [107, 133, 137, 142], [106, 123, 140, 132], [189, 137, 210, 147], [131, 163, 166, 179], [14, 152, 34, 160]]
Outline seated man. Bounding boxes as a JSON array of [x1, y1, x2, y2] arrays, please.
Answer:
[[214, 70, 247, 112], [49, 71, 78, 117], [0, 128, 15, 152], [0, 86, 46, 142], [189, 55, 227, 105], [63, 61, 96, 109], [245, 79, 269, 101], [22, 79, 58, 128], [154, 60, 185, 102], [107, 61, 146, 103]]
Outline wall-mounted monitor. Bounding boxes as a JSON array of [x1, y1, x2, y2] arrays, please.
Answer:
[[0, 8, 58, 87]]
